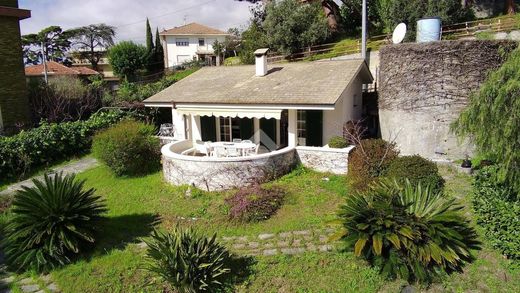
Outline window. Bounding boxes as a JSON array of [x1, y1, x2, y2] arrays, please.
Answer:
[[175, 38, 189, 46], [219, 117, 231, 142], [297, 110, 306, 146], [198, 38, 205, 46]]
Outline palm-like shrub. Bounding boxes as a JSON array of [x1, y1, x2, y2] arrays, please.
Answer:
[[3, 172, 106, 272], [384, 155, 445, 194], [337, 180, 480, 283], [144, 227, 230, 293]]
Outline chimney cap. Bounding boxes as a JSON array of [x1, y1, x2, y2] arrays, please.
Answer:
[[254, 48, 269, 57]]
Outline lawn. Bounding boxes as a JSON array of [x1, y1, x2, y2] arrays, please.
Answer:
[[3, 163, 520, 292]]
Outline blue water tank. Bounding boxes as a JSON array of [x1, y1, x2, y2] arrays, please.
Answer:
[[416, 17, 442, 43]]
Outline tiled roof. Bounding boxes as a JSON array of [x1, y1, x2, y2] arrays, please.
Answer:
[[160, 22, 227, 36], [144, 59, 373, 106], [25, 61, 99, 76]]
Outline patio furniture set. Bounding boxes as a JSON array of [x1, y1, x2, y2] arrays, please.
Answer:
[[193, 139, 260, 157]]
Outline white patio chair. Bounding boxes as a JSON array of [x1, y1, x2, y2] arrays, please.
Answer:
[[213, 146, 227, 158], [204, 142, 214, 157], [194, 140, 209, 156], [232, 138, 242, 143], [241, 140, 253, 144], [226, 146, 240, 157]]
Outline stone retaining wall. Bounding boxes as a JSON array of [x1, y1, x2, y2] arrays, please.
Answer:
[[296, 146, 354, 175]]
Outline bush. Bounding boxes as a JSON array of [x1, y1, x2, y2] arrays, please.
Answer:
[[225, 184, 285, 222], [0, 110, 129, 179], [472, 165, 520, 260], [337, 180, 480, 283], [348, 139, 399, 191], [384, 155, 445, 194], [328, 136, 348, 148], [92, 120, 160, 176], [107, 41, 147, 81], [3, 172, 106, 272], [144, 227, 230, 293]]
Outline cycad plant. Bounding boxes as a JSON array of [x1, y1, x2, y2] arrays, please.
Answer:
[[3, 172, 106, 272], [337, 180, 480, 283], [144, 227, 230, 293]]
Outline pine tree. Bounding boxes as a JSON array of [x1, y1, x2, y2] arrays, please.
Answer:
[[155, 27, 165, 70]]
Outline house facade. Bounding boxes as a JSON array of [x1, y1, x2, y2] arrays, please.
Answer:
[[70, 52, 117, 81], [160, 22, 228, 67], [0, 0, 31, 132], [144, 49, 372, 190]]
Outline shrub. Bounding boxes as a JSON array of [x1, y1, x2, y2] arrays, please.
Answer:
[[384, 155, 445, 194], [328, 136, 348, 148], [144, 227, 230, 293], [472, 165, 520, 259], [337, 180, 480, 283], [107, 41, 146, 81], [348, 139, 399, 191], [3, 172, 106, 272], [225, 184, 285, 222], [0, 110, 129, 179], [92, 120, 160, 176]]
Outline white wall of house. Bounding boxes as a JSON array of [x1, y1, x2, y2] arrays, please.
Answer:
[[164, 35, 226, 68], [322, 76, 363, 144]]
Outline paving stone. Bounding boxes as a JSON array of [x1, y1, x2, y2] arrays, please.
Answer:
[[263, 249, 278, 256], [319, 235, 328, 243], [248, 242, 260, 249], [278, 232, 292, 239], [40, 275, 52, 284], [20, 284, 39, 293], [306, 244, 317, 252], [281, 247, 306, 255], [19, 278, 33, 285], [293, 230, 311, 236], [222, 236, 236, 242], [0, 277, 14, 284], [263, 242, 274, 248], [303, 235, 313, 241], [291, 239, 302, 247], [232, 243, 246, 249], [277, 241, 290, 247], [258, 233, 275, 240], [318, 245, 333, 252], [35, 291, 45, 293], [47, 283, 59, 292], [236, 236, 248, 243]]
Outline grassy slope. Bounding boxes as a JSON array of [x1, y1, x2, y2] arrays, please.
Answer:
[[4, 163, 515, 292]]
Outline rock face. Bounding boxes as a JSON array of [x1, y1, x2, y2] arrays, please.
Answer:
[[379, 40, 516, 160]]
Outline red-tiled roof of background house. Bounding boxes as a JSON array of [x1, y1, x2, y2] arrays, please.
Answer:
[[25, 61, 99, 76]]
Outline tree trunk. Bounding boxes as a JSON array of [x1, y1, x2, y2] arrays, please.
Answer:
[[506, 0, 516, 14], [321, 0, 340, 33]]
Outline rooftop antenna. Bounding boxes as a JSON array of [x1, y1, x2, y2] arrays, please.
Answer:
[[392, 23, 407, 44], [183, 15, 188, 25]]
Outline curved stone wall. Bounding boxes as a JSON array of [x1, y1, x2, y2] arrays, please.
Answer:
[[379, 40, 516, 160], [162, 141, 297, 191]]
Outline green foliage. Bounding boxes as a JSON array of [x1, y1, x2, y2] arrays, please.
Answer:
[[144, 227, 230, 293], [348, 139, 399, 191], [328, 136, 348, 148], [92, 120, 160, 176], [22, 25, 74, 64], [3, 172, 106, 272], [108, 41, 147, 80], [69, 23, 116, 70], [452, 47, 520, 194], [154, 27, 165, 71], [239, 22, 268, 64], [225, 185, 285, 222], [0, 110, 128, 179], [337, 180, 480, 283], [384, 155, 445, 194], [263, 0, 331, 54], [472, 165, 520, 260]]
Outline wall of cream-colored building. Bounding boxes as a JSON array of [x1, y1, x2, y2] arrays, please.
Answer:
[[322, 76, 363, 145], [164, 35, 226, 67]]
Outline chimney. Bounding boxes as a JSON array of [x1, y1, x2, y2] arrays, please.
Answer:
[[254, 48, 269, 77]]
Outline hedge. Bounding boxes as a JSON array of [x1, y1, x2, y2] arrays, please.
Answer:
[[0, 110, 130, 179]]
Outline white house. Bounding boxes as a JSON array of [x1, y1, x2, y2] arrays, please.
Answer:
[[143, 48, 373, 190], [160, 22, 228, 67]]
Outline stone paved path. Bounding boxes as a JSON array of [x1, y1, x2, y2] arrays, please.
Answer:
[[0, 157, 99, 197]]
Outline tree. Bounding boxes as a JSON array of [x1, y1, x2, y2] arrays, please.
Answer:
[[154, 28, 165, 70], [506, 0, 516, 14], [224, 28, 241, 57], [452, 47, 520, 194], [22, 26, 74, 64], [70, 24, 116, 70], [144, 18, 155, 73], [212, 40, 225, 66], [107, 41, 146, 81], [263, 0, 331, 54]]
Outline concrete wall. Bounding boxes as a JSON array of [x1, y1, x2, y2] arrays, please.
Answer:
[[0, 0, 31, 132], [296, 146, 353, 175], [379, 40, 516, 161]]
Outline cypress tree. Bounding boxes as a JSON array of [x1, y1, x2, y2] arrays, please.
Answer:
[[155, 27, 165, 70], [145, 18, 155, 72]]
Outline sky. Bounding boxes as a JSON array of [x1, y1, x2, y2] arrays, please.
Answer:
[[18, 0, 254, 42]]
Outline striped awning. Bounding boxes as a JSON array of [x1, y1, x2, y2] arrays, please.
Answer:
[[176, 108, 281, 119]]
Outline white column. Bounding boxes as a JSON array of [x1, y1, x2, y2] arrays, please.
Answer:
[[253, 118, 260, 144], [276, 119, 281, 147], [190, 114, 202, 142], [172, 108, 186, 140], [288, 109, 297, 147]]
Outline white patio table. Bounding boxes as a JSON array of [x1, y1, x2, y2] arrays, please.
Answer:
[[209, 142, 257, 157]]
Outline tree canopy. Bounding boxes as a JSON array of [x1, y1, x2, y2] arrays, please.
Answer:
[[452, 47, 520, 194], [22, 26, 74, 64], [107, 41, 146, 81], [70, 24, 116, 70]]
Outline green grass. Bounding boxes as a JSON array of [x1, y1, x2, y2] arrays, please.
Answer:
[[2, 162, 520, 292]]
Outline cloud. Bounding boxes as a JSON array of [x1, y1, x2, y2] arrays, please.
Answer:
[[18, 0, 253, 42]]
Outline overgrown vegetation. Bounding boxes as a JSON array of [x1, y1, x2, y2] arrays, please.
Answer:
[[3, 172, 106, 272], [92, 120, 160, 176], [337, 180, 480, 283], [225, 184, 285, 222], [384, 155, 445, 194], [472, 165, 520, 260], [328, 136, 348, 148]]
